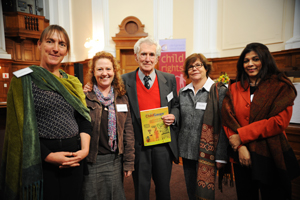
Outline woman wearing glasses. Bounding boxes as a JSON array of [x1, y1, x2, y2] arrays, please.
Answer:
[[178, 53, 228, 200]]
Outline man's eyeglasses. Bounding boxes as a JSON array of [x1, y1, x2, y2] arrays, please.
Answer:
[[188, 63, 204, 71]]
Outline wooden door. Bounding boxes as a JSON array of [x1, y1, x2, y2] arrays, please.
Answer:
[[120, 49, 138, 74]]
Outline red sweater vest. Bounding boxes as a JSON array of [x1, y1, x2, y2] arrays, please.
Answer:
[[136, 71, 161, 111]]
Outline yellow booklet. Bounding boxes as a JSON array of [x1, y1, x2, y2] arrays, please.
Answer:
[[140, 106, 171, 146]]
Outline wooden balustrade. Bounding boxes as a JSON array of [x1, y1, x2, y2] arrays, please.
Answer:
[[3, 12, 49, 40]]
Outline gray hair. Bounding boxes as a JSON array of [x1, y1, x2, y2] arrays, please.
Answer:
[[134, 37, 161, 57]]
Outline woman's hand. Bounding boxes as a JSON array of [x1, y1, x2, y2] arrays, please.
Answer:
[[238, 146, 251, 167], [124, 171, 132, 178], [229, 134, 242, 151], [61, 132, 91, 168], [60, 149, 89, 168], [45, 151, 80, 167], [161, 114, 175, 126]]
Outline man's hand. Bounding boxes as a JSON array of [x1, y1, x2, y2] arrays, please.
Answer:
[[124, 171, 132, 178], [83, 83, 93, 93], [161, 114, 175, 126]]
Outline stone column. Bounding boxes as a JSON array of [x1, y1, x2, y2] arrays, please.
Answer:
[[87, 0, 114, 58], [0, 1, 11, 59], [154, 0, 173, 41], [285, 0, 300, 49], [193, 0, 219, 58]]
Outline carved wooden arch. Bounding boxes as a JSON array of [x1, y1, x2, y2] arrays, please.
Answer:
[[115, 16, 148, 37], [112, 16, 148, 74]]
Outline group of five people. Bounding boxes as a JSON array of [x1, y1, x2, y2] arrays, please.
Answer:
[[0, 24, 299, 200]]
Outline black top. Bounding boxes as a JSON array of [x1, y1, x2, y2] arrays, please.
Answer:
[[250, 86, 256, 95], [32, 81, 92, 159], [98, 106, 115, 155]]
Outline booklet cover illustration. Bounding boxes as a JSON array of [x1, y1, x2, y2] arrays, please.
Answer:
[[140, 106, 171, 146]]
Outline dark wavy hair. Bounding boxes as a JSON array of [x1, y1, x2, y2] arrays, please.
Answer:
[[86, 51, 126, 96], [183, 53, 211, 78], [236, 42, 287, 90]]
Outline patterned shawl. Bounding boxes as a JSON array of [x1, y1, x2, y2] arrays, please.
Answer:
[[221, 75, 299, 198], [196, 82, 226, 200]]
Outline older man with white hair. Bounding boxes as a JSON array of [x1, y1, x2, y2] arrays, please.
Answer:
[[122, 37, 180, 200]]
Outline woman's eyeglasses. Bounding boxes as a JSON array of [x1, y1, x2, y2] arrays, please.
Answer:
[[188, 63, 204, 71]]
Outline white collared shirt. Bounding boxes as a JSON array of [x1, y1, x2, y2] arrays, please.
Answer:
[[182, 77, 214, 95]]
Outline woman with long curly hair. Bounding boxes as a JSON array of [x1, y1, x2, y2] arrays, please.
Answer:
[[83, 51, 135, 200]]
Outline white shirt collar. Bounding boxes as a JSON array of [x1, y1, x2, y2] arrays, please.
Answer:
[[182, 77, 214, 95]]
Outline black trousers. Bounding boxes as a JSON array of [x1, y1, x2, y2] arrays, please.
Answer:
[[233, 163, 291, 200], [182, 158, 198, 200], [132, 143, 173, 200], [41, 136, 84, 200]]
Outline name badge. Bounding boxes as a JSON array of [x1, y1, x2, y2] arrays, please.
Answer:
[[13, 67, 33, 78], [116, 104, 128, 112], [167, 92, 173, 102], [196, 102, 207, 110]]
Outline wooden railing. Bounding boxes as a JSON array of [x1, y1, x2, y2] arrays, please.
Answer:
[[24, 15, 39, 31], [3, 12, 49, 39]]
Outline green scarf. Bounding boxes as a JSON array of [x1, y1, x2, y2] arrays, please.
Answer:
[[0, 65, 90, 200], [29, 65, 90, 121]]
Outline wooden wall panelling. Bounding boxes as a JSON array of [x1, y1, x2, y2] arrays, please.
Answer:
[[294, 54, 300, 66], [15, 43, 22, 60], [35, 43, 40, 61], [208, 56, 239, 80], [0, 59, 13, 102], [24, 40, 34, 61], [274, 54, 292, 71], [5, 38, 14, 59], [60, 62, 74, 76]]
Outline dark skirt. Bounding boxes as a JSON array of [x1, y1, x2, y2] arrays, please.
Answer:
[[40, 136, 84, 200]]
